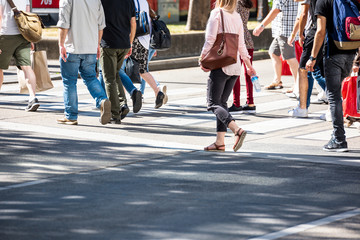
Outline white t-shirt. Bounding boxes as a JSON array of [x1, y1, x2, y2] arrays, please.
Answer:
[[0, 0, 30, 35], [134, 0, 151, 49]]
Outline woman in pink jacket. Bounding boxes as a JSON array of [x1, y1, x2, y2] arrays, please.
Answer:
[[200, 0, 256, 152]]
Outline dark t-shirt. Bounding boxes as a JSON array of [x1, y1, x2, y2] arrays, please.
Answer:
[[315, 0, 359, 55], [101, 0, 136, 49]]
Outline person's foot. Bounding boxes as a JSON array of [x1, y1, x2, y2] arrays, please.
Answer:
[[131, 89, 142, 113], [25, 98, 40, 112], [320, 109, 332, 122], [57, 117, 78, 125], [109, 117, 121, 124], [162, 85, 168, 105], [228, 104, 243, 112], [311, 98, 329, 104], [285, 92, 299, 99], [233, 128, 247, 152], [288, 106, 308, 118], [204, 142, 225, 152], [155, 91, 165, 109], [242, 104, 256, 113], [323, 137, 348, 152], [100, 99, 111, 125], [120, 104, 130, 120], [265, 81, 283, 90]]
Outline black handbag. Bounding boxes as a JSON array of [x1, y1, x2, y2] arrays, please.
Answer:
[[150, 17, 171, 50], [124, 57, 141, 84], [135, 0, 150, 37]]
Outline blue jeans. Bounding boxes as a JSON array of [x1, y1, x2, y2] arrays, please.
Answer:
[[305, 66, 327, 108], [120, 60, 137, 95], [60, 54, 107, 120], [140, 47, 160, 94], [324, 53, 355, 143]]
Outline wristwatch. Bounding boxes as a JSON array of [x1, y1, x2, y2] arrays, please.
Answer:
[[309, 56, 316, 61]]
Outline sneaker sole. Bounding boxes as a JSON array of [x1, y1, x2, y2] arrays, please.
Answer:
[[133, 91, 142, 113], [100, 99, 111, 125], [162, 85, 168, 105], [322, 147, 349, 152], [243, 110, 256, 114], [25, 103, 40, 112], [57, 120, 78, 125]]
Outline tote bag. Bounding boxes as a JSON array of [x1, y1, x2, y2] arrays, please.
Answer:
[[18, 51, 53, 93]]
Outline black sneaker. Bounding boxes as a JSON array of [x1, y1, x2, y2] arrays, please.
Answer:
[[242, 104, 256, 113], [228, 104, 243, 112], [25, 98, 40, 112], [131, 89, 142, 113], [155, 91, 165, 109], [120, 104, 130, 120], [323, 137, 348, 152]]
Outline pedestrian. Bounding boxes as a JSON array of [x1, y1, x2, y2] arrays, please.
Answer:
[[57, 0, 111, 125], [200, 0, 256, 152], [287, 0, 327, 118], [100, 0, 137, 124], [253, 0, 299, 92], [228, 0, 256, 113], [306, 0, 360, 151], [0, 0, 40, 111], [130, 0, 166, 109]]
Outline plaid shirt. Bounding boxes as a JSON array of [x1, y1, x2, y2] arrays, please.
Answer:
[[271, 0, 298, 38]]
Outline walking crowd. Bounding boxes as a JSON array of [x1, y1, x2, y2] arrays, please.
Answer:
[[1, 0, 359, 153]]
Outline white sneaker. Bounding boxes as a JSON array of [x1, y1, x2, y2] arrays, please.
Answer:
[[285, 92, 299, 99], [288, 106, 308, 118], [320, 109, 332, 122]]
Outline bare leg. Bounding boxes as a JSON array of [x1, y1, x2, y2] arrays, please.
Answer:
[[298, 68, 308, 109], [270, 53, 282, 83], [140, 72, 160, 96], [215, 132, 226, 146], [21, 66, 36, 100], [286, 58, 299, 86], [0, 69, 3, 91]]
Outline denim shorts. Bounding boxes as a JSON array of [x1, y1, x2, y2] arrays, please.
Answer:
[[269, 36, 296, 60], [0, 34, 31, 69]]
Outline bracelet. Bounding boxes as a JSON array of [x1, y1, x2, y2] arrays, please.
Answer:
[[260, 24, 265, 29]]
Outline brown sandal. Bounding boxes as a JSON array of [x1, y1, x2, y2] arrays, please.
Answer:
[[204, 143, 225, 152], [233, 128, 247, 152], [265, 81, 283, 90]]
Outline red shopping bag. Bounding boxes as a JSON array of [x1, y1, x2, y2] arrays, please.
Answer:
[[281, 41, 303, 76], [342, 75, 360, 118]]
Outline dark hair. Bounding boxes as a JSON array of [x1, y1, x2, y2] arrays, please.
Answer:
[[238, 0, 253, 9]]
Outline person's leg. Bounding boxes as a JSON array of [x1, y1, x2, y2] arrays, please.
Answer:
[[298, 68, 309, 109], [267, 38, 283, 88], [245, 49, 254, 105], [100, 48, 121, 119], [324, 54, 354, 145], [60, 54, 80, 120], [79, 54, 108, 107], [232, 77, 241, 107], [306, 71, 314, 109], [20, 65, 37, 100], [280, 36, 298, 88], [140, 47, 160, 94], [120, 60, 137, 95], [115, 49, 129, 107], [0, 70, 3, 91]]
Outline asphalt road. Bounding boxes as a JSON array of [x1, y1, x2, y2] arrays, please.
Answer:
[[0, 59, 359, 239]]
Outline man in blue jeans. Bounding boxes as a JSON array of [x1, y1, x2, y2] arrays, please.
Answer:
[[306, 0, 360, 151], [57, 0, 111, 125]]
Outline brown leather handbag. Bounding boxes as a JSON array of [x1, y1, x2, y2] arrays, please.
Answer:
[[200, 9, 239, 70]]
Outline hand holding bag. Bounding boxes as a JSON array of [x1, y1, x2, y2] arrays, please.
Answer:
[[18, 51, 53, 93], [200, 9, 239, 70], [6, 0, 44, 43]]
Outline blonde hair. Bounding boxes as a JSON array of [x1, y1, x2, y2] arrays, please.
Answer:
[[215, 0, 237, 12]]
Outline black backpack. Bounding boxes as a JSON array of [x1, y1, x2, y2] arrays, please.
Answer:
[[150, 18, 171, 50]]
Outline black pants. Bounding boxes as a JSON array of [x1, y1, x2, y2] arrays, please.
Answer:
[[207, 69, 238, 132]]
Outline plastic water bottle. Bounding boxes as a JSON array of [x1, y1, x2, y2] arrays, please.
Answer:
[[251, 75, 261, 92]]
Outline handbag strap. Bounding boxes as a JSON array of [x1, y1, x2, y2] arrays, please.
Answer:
[[6, 0, 20, 15], [218, 9, 226, 54]]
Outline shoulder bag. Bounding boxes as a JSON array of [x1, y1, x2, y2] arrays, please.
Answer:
[[135, 0, 150, 37], [6, 0, 44, 43], [150, 16, 171, 50], [200, 9, 239, 70]]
